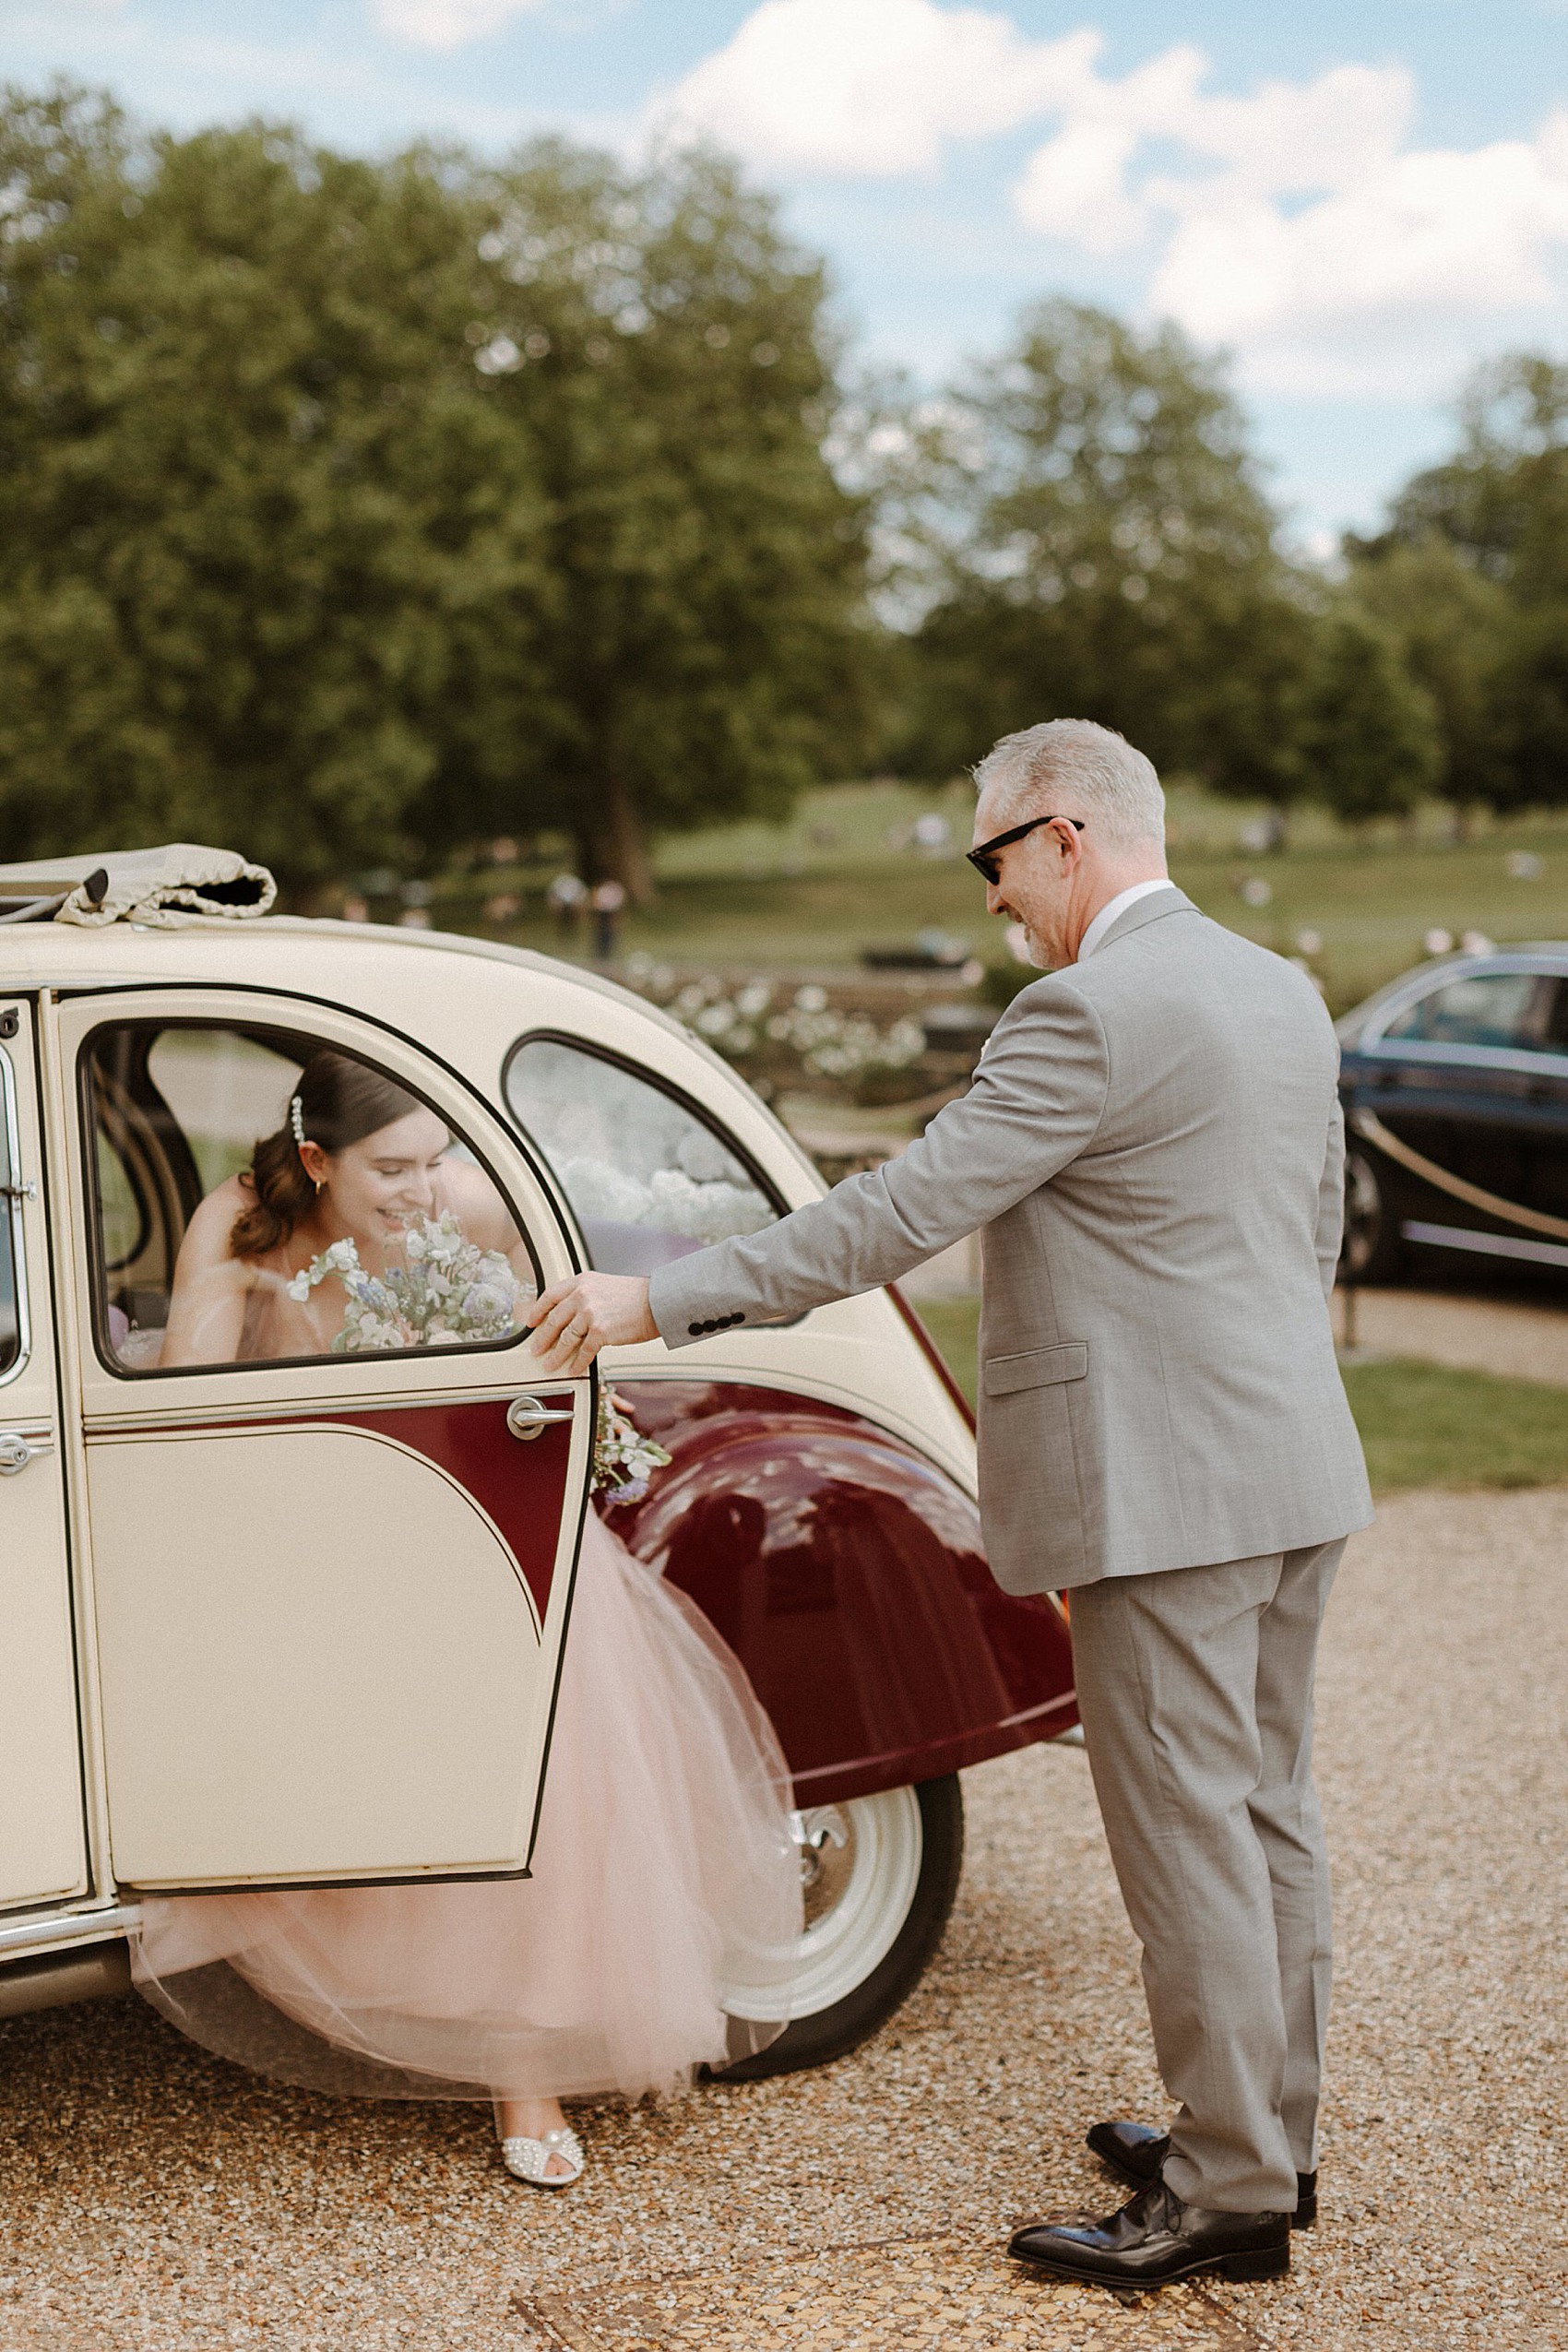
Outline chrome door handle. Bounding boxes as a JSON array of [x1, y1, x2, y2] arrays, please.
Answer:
[[506, 1395, 576, 1442], [0, 1429, 53, 1475]]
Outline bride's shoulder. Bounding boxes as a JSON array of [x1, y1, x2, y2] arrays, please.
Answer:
[[178, 1176, 253, 1266]]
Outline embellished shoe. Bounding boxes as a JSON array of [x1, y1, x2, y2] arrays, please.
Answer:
[[501, 2125, 585, 2189]]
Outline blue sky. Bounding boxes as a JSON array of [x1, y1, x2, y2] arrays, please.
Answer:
[[6, 0, 1567, 544]]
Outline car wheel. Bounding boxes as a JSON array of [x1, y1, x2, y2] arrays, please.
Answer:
[[719, 1776, 964, 2079], [1341, 1146, 1404, 1285]]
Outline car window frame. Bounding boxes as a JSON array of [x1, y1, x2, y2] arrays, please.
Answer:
[[1358, 956, 1568, 1076], [80, 1013, 547, 1384], [499, 1029, 792, 1274], [0, 1028, 31, 1392]]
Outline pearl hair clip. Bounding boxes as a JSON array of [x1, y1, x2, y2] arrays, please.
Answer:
[[290, 1095, 306, 1149]]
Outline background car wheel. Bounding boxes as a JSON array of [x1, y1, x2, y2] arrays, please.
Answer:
[[1341, 1146, 1405, 1285], [720, 1776, 964, 2079]]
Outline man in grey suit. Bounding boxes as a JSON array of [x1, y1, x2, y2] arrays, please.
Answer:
[[529, 719, 1372, 2291]]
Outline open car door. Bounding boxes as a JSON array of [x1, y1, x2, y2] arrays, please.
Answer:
[[55, 990, 591, 1892]]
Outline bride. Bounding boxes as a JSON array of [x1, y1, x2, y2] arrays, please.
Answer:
[[136, 1050, 802, 2186]]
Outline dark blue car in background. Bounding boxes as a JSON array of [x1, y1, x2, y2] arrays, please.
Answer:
[[1336, 946, 1568, 1285]]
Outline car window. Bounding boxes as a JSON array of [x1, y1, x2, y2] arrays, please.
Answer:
[[84, 1021, 538, 1375], [0, 1046, 22, 1382], [1381, 972, 1556, 1052], [504, 1038, 778, 1277]]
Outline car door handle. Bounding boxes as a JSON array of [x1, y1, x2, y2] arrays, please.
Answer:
[[505, 1395, 576, 1442], [0, 1428, 53, 1475]]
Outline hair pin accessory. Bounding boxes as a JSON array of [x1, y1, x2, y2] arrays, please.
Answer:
[[290, 1094, 306, 1149]]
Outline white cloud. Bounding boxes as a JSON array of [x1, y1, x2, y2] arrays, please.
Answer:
[[665, 0, 1568, 398], [664, 0, 1098, 176], [370, 0, 542, 51]]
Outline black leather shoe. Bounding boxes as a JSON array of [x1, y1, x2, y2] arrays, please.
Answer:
[[1009, 2179, 1290, 2288], [1087, 2119, 1318, 2229]]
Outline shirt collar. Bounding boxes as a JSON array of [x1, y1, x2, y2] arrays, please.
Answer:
[[1075, 878, 1179, 963]]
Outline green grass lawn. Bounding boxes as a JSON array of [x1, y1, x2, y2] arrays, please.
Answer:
[[909, 1297, 1568, 1496], [437, 778, 1568, 1014]]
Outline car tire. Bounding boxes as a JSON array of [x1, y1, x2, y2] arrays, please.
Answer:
[[1341, 1146, 1405, 1285], [719, 1776, 965, 2079]]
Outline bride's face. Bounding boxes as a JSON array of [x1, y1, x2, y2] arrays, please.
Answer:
[[321, 1107, 451, 1243]]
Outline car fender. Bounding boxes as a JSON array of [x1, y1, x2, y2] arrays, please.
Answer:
[[600, 1380, 1076, 1805]]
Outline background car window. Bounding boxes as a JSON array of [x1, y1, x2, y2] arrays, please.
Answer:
[[86, 1022, 534, 1374], [0, 1048, 21, 1381], [505, 1039, 777, 1277], [1381, 973, 1555, 1052]]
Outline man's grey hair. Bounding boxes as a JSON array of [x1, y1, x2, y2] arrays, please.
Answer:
[[972, 719, 1165, 855]]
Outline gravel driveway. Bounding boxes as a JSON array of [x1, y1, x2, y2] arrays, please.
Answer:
[[2, 1487, 1564, 2351]]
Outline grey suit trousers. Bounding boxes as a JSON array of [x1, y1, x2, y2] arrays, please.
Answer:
[[1068, 1538, 1344, 2213]]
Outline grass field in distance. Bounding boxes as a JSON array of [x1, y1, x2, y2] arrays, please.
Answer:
[[450, 778, 1568, 1016]]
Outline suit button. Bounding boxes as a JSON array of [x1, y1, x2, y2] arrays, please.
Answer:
[[688, 1323, 703, 1336], [729, 1313, 743, 1326]]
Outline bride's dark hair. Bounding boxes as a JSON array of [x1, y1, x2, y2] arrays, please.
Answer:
[[230, 1051, 421, 1261]]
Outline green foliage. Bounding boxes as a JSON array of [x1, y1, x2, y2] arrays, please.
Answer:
[[1372, 353, 1568, 600], [0, 89, 873, 895], [892, 303, 1314, 803], [1355, 352, 1568, 817], [446, 140, 874, 892], [1300, 607, 1442, 826], [1344, 536, 1513, 809]]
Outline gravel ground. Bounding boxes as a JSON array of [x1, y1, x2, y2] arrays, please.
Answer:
[[1, 1486, 1564, 2351], [1331, 1285, 1568, 1387]]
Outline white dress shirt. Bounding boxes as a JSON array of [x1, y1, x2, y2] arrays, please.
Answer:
[[1075, 878, 1179, 963]]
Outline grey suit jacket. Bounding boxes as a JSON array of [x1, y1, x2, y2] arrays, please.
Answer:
[[648, 888, 1372, 1594]]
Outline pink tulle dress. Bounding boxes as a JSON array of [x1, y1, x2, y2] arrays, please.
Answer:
[[130, 1511, 802, 2103]]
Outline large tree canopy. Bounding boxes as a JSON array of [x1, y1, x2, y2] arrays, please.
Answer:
[[0, 89, 873, 895], [1351, 353, 1568, 814], [890, 303, 1314, 802]]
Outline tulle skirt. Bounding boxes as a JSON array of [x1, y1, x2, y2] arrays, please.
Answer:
[[130, 1512, 802, 2102]]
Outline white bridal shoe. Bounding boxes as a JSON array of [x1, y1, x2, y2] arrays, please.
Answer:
[[501, 2126, 586, 2189]]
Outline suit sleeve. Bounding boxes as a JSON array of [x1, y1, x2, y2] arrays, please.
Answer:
[[1314, 1096, 1347, 1302], [648, 978, 1110, 1347]]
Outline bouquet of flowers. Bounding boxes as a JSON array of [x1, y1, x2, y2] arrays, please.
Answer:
[[286, 1213, 671, 1497], [285, 1211, 523, 1351], [593, 1388, 671, 1501]]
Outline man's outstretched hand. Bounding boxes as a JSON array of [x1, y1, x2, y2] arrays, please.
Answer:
[[527, 1272, 658, 1375]]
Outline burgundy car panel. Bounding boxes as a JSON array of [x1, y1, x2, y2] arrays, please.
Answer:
[[600, 1381, 1076, 1805]]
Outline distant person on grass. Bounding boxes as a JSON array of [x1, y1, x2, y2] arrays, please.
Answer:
[[527, 718, 1372, 2295]]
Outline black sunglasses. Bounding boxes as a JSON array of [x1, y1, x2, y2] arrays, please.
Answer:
[[966, 814, 1084, 885]]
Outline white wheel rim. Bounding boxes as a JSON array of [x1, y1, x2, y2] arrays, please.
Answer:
[[723, 1786, 923, 2023]]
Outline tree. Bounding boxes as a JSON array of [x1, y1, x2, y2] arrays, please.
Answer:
[[1351, 351, 1568, 818], [1344, 535, 1514, 811], [889, 303, 1315, 802], [0, 88, 561, 895], [0, 92, 876, 900], [1299, 608, 1441, 826], [1368, 354, 1568, 603], [439, 139, 874, 899]]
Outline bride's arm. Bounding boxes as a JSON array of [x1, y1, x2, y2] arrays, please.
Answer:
[[158, 1183, 254, 1367]]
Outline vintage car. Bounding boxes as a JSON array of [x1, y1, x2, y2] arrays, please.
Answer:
[[0, 847, 1076, 2080], [1336, 944, 1568, 1289]]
